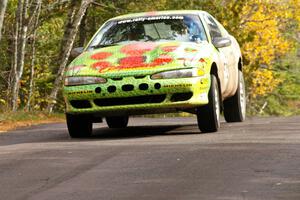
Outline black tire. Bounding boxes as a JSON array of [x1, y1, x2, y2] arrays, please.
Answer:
[[66, 113, 92, 138], [223, 70, 246, 122], [196, 75, 221, 133], [106, 116, 129, 128]]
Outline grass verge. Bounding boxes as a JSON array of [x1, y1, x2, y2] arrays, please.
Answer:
[[0, 111, 65, 132]]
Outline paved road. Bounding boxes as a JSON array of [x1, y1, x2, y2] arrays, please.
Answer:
[[0, 116, 300, 200]]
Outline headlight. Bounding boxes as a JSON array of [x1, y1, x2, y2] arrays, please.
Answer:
[[151, 68, 205, 80], [64, 76, 107, 86]]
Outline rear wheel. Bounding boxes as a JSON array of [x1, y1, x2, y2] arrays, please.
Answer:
[[66, 114, 92, 138], [106, 116, 129, 128], [196, 75, 221, 133], [223, 70, 246, 122]]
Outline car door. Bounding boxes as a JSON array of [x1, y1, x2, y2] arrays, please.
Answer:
[[202, 13, 236, 98]]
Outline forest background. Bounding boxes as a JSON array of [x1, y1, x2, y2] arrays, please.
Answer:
[[0, 0, 299, 120]]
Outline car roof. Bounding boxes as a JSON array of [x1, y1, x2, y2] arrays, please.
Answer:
[[109, 10, 207, 21]]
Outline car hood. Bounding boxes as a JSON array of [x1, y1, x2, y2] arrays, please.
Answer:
[[65, 41, 213, 78]]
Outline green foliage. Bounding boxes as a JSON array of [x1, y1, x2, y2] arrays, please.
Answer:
[[265, 50, 300, 116]]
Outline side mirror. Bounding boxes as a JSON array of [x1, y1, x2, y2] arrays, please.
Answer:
[[212, 37, 232, 48], [70, 47, 84, 58]]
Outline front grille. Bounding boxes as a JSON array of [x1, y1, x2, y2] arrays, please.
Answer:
[[134, 75, 146, 79], [139, 83, 149, 90], [107, 86, 117, 93], [70, 100, 92, 109], [94, 95, 166, 107], [122, 84, 134, 91], [111, 77, 123, 81], [171, 92, 193, 102]]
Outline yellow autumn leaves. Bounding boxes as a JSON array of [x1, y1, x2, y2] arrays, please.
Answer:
[[247, 68, 282, 98], [236, 0, 298, 99]]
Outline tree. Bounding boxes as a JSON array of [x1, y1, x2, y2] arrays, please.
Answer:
[[10, 0, 42, 111], [46, 0, 94, 113], [0, 0, 8, 41], [25, 0, 42, 111]]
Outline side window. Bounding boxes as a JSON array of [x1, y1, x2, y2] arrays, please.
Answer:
[[204, 14, 222, 40]]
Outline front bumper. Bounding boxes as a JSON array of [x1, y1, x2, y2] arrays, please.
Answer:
[[63, 75, 211, 116]]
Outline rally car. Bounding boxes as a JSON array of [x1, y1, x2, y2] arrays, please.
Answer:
[[63, 10, 246, 138]]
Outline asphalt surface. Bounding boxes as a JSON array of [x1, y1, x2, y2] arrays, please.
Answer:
[[0, 116, 300, 200]]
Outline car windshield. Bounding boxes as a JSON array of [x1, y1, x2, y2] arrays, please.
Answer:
[[88, 14, 207, 49]]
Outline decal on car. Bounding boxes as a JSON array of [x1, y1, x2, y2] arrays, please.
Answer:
[[66, 41, 211, 76]]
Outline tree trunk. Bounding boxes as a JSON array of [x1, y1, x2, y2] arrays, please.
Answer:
[[0, 0, 8, 41], [10, 0, 42, 111], [15, 0, 29, 108], [10, 0, 23, 111], [58, 0, 79, 61], [25, 1, 42, 111], [78, 8, 87, 47], [47, 0, 93, 113]]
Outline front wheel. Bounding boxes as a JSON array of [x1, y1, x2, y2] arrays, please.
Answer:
[[106, 116, 129, 128], [196, 75, 221, 133], [223, 70, 246, 122], [66, 114, 92, 138]]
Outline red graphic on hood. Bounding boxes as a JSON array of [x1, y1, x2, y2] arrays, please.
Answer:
[[185, 48, 197, 52], [119, 55, 174, 69], [119, 56, 145, 68], [152, 55, 173, 66], [162, 45, 179, 52], [92, 61, 113, 72], [91, 52, 113, 60], [121, 42, 157, 55], [199, 58, 206, 63], [88, 42, 180, 73]]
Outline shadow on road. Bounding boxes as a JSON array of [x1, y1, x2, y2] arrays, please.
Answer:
[[90, 124, 195, 140], [0, 123, 198, 146]]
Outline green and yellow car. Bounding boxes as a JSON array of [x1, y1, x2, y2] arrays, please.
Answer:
[[63, 10, 246, 138]]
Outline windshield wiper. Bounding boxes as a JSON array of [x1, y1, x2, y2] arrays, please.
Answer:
[[90, 43, 118, 49], [146, 37, 175, 42]]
